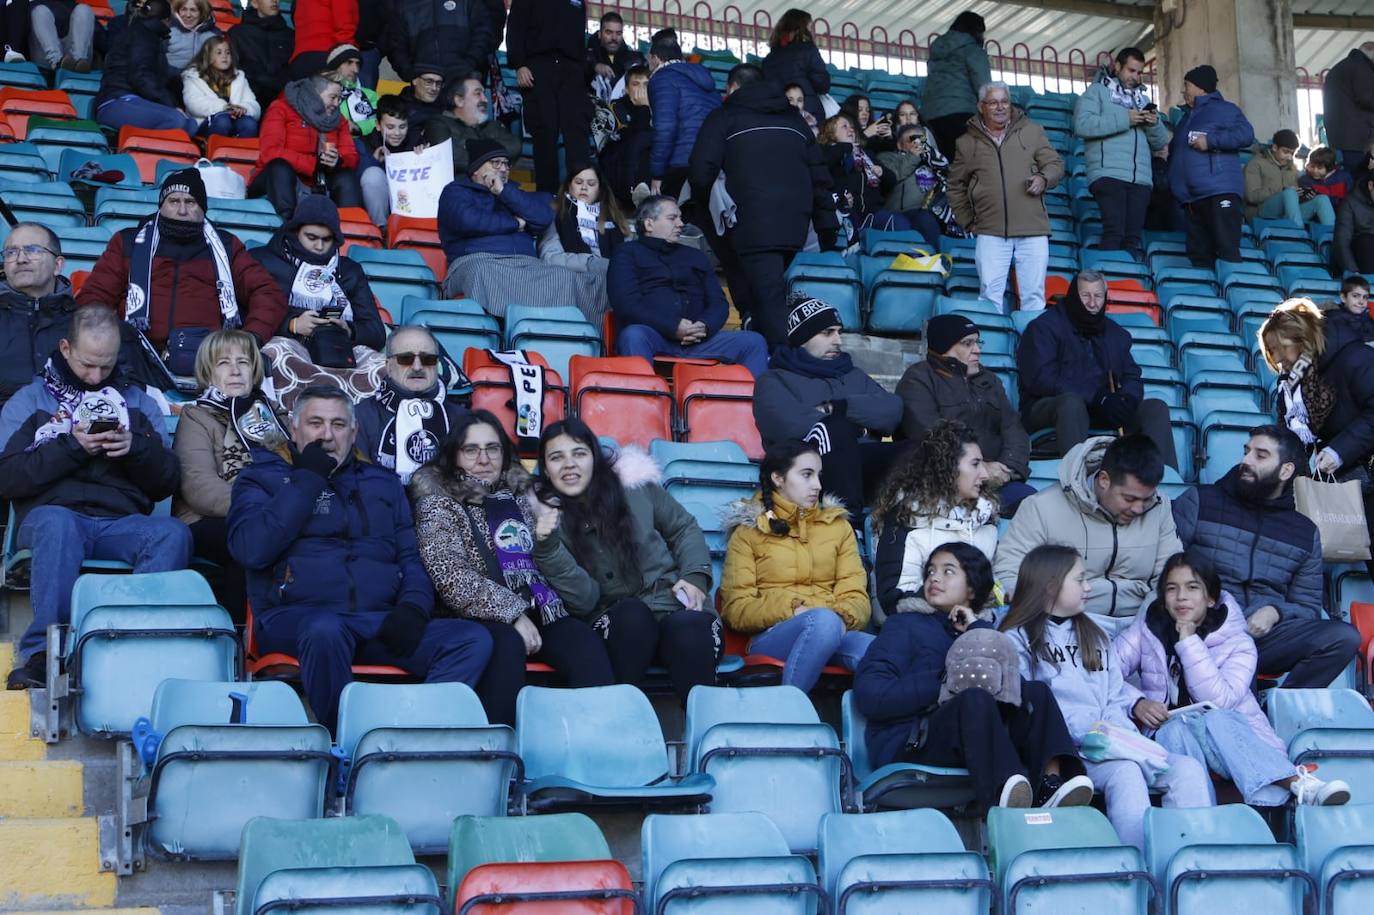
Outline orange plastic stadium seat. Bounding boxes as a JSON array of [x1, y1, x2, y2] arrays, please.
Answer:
[[117, 125, 199, 182], [338, 206, 382, 254], [385, 215, 446, 282], [1106, 288, 1161, 325], [673, 362, 763, 459], [76, 0, 115, 23], [723, 623, 850, 682], [1350, 602, 1374, 694], [453, 860, 637, 914], [0, 88, 77, 138], [466, 352, 567, 453], [244, 604, 410, 680], [569, 355, 672, 448], [206, 135, 260, 182], [70, 270, 89, 294]]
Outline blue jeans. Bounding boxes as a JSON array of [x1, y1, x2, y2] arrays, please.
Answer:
[[1257, 187, 1336, 226], [1154, 708, 1294, 806], [747, 607, 875, 693], [204, 111, 259, 138], [96, 94, 199, 136], [17, 506, 194, 659], [616, 324, 770, 377]]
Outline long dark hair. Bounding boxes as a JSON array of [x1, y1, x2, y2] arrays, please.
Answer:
[[924, 541, 995, 612], [553, 164, 630, 238], [998, 544, 1106, 673], [430, 409, 515, 483], [758, 439, 821, 535], [840, 93, 873, 129], [769, 8, 813, 49], [537, 417, 639, 576], [1146, 551, 1228, 658]]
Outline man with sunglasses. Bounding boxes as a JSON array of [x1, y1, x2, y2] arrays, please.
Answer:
[[0, 224, 78, 410], [355, 325, 469, 483]]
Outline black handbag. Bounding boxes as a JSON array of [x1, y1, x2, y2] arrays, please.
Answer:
[[163, 326, 213, 377], [306, 322, 355, 369]]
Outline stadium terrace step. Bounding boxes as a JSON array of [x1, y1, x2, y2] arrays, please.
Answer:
[[0, 759, 83, 817], [0, 817, 118, 909]]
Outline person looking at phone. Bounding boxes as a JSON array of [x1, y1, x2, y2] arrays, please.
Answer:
[[437, 138, 554, 266], [1, 305, 190, 690]]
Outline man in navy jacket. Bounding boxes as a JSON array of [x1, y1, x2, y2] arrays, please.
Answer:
[[1167, 64, 1255, 267], [646, 34, 721, 199], [227, 384, 492, 730], [437, 139, 554, 266], [607, 196, 769, 376]]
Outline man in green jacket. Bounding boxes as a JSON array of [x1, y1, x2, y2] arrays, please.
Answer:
[[424, 76, 523, 174], [1072, 47, 1168, 258]]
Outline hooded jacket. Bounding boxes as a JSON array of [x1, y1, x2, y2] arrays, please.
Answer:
[[1112, 592, 1285, 751], [249, 229, 386, 350], [383, 0, 492, 83], [873, 497, 999, 615], [995, 436, 1182, 619], [1301, 315, 1374, 469], [254, 95, 361, 182], [96, 15, 176, 108], [687, 80, 837, 254], [181, 68, 261, 120], [228, 8, 294, 108], [1334, 180, 1374, 275], [1322, 48, 1374, 152], [647, 60, 721, 178], [1166, 91, 1255, 203], [854, 595, 994, 769], [752, 350, 903, 446], [1072, 67, 1169, 187], [1016, 295, 1143, 410], [1007, 616, 1133, 743], [532, 446, 713, 620], [1171, 468, 1323, 622], [896, 352, 1029, 479], [607, 236, 728, 338], [0, 276, 79, 409], [760, 40, 830, 122], [436, 177, 554, 262], [227, 445, 435, 621], [1242, 143, 1300, 218], [947, 109, 1064, 238], [720, 493, 870, 634], [921, 30, 991, 121], [289, 0, 356, 58]]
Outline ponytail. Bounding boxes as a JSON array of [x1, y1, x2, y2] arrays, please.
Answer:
[[758, 439, 821, 536]]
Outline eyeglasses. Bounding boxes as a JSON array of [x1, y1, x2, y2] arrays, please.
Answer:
[[390, 351, 439, 366], [1, 244, 57, 260], [416, 76, 444, 87], [459, 443, 504, 460]]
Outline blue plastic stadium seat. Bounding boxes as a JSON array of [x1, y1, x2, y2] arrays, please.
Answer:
[[841, 690, 975, 812], [1295, 804, 1374, 915], [866, 269, 941, 335], [649, 439, 749, 467], [1268, 688, 1374, 803]]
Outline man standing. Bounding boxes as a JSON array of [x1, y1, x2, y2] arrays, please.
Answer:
[[1322, 42, 1374, 174], [1, 306, 189, 689], [228, 0, 294, 107], [1173, 426, 1360, 688], [585, 11, 644, 100], [1073, 47, 1167, 258], [646, 34, 720, 199], [947, 81, 1063, 313], [228, 384, 491, 730], [1168, 64, 1255, 267], [382, 0, 491, 84], [505, 0, 592, 192], [424, 76, 522, 173]]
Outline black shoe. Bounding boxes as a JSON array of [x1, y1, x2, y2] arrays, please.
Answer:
[[6, 653, 44, 690]]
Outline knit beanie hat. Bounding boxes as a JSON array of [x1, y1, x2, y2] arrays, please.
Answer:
[[466, 138, 510, 174], [925, 314, 979, 355], [326, 43, 362, 70], [1183, 65, 1218, 94], [285, 194, 342, 237], [785, 293, 843, 347], [160, 167, 208, 212]]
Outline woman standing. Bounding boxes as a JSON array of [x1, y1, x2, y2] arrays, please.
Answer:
[[922, 12, 992, 160], [761, 8, 829, 124]]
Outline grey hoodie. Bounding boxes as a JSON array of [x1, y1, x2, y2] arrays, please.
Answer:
[[1007, 616, 1135, 743]]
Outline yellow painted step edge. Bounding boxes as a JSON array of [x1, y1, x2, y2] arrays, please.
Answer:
[[0, 760, 84, 817], [0, 818, 117, 909]]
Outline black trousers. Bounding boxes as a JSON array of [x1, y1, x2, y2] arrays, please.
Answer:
[[735, 248, 798, 346], [1348, 233, 1374, 273], [188, 516, 246, 627], [925, 112, 972, 162], [1, 0, 28, 54], [249, 159, 363, 219], [1091, 177, 1152, 254], [903, 679, 1083, 812], [474, 615, 615, 726], [1023, 393, 1179, 470], [524, 54, 592, 192], [806, 414, 907, 521], [597, 598, 721, 702], [1253, 617, 1360, 690], [1185, 192, 1243, 266]]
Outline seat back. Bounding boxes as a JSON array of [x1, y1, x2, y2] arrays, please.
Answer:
[[336, 682, 489, 757], [1295, 804, 1374, 914], [988, 806, 1149, 913], [516, 685, 671, 788], [572, 369, 672, 448], [252, 865, 441, 915], [454, 860, 635, 914], [1268, 688, 1374, 747], [683, 685, 819, 769], [69, 569, 217, 632], [641, 812, 794, 910], [447, 813, 611, 893]]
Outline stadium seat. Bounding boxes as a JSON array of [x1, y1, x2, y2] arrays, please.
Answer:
[[569, 354, 673, 448], [205, 135, 260, 182], [785, 258, 862, 330], [649, 438, 749, 467], [0, 88, 77, 138], [1295, 804, 1374, 915], [464, 350, 567, 451], [0, 181, 85, 226], [515, 684, 714, 812], [338, 206, 384, 252], [641, 812, 822, 915], [30, 118, 107, 172], [242, 603, 410, 682], [988, 806, 1153, 913], [405, 307, 502, 360], [335, 682, 521, 855], [1197, 411, 1269, 483], [117, 125, 200, 183], [673, 361, 763, 460], [234, 815, 439, 915], [1268, 688, 1374, 803], [447, 813, 613, 899], [683, 685, 847, 854], [0, 141, 52, 181], [861, 228, 929, 256], [454, 861, 637, 914], [840, 690, 976, 812], [0, 61, 49, 90], [865, 269, 941, 334], [1145, 804, 1311, 915], [504, 303, 603, 380], [818, 809, 993, 914]]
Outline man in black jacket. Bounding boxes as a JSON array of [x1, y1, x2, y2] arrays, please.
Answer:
[[0, 223, 79, 410], [585, 11, 644, 100], [506, 0, 591, 192], [383, 0, 492, 84], [1323, 42, 1374, 173], [688, 64, 837, 345], [1, 305, 189, 690], [228, 0, 294, 108]]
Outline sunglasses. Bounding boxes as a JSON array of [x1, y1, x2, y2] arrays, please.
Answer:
[[390, 351, 439, 367]]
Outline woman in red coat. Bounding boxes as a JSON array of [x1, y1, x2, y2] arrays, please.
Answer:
[[249, 74, 362, 217]]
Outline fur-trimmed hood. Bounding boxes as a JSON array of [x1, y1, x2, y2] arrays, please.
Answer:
[[408, 462, 535, 505], [722, 492, 849, 536], [893, 593, 995, 622], [609, 444, 662, 490]]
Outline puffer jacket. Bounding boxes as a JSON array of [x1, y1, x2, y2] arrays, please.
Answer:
[[647, 60, 721, 178], [254, 96, 360, 181], [1243, 143, 1299, 217], [994, 436, 1182, 619], [854, 595, 994, 768], [166, 18, 219, 73], [1072, 70, 1169, 187], [1112, 592, 1285, 751], [436, 177, 554, 262], [1304, 315, 1374, 470], [410, 463, 542, 624], [1167, 91, 1255, 204], [533, 446, 713, 620], [896, 352, 1029, 479], [1171, 467, 1323, 621], [289, 0, 356, 58], [607, 237, 728, 338], [760, 40, 830, 122], [96, 15, 176, 108], [874, 497, 999, 615], [1322, 48, 1374, 151], [1016, 297, 1144, 410], [720, 493, 870, 634], [227, 8, 294, 108], [1334, 180, 1374, 275], [947, 109, 1064, 238], [382, 0, 492, 83], [0, 276, 78, 408], [249, 230, 386, 350], [181, 69, 261, 120], [920, 30, 991, 121]]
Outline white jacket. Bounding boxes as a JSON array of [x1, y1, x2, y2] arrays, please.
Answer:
[[180, 69, 261, 120], [893, 497, 999, 598]]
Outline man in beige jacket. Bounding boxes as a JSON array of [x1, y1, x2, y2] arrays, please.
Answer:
[[947, 81, 1064, 313]]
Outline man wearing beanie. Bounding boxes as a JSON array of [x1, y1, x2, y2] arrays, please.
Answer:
[[437, 138, 553, 267], [1244, 128, 1335, 227], [382, 0, 492, 84], [78, 168, 287, 362], [1168, 64, 1255, 267], [896, 313, 1033, 509], [398, 61, 448, 148], [425, 75, 522, 174], [753, 293, 903, 514]]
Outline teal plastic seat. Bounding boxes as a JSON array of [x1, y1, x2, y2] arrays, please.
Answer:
[[866, 270, 940, 335], [988, 806, 1152, 913], [641, 812, 821, 915], [861, 228, 929, 256], [515, 685, 714, 811], [1198, 411, 1270, 483], [398, 295, 486, 324], [505, 318, 603, 379], [683, 685, 846, 854], [649, 439, 749, 467], [142, 680, 332, 860], [447, 812, 611, 893], [786, 266, 861, 331], [0, 142, 52, 182], [1295, 805, 1374, 915], [819, 810, 992, 914], [0, 181, 85, 226], [840, 691, 976, 812], [1269, 688, 1374, 803], [335, 682, 519, 855], [235, 816, 436, 915], [1144, 804, 1311, 915]]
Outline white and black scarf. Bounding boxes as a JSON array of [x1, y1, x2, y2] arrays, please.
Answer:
[[1278, 356, 1317, 445], [572, 198, 601, 255], [30, 356, 130, 450], [196, 386, 289, 479], [277, 237, 353, 320], [125, 216, 239, 332], [1094, 64, 1152, 112], [375, 379, 452, 483], [487, 350, 545, 450]]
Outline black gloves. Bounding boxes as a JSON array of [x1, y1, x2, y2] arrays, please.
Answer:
[[295, 440, 337, 478], [1096, 393, 1137, 427], [378, 603, 429, 658]]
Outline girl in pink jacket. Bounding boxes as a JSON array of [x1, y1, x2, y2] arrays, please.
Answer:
[[1114, 550, 1350, 806]]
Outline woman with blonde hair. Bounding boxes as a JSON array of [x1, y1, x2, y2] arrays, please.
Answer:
[[761, 8, 829, 123], [165, 0, 218, 75], [182, 35, 260, 137], [818, 112, 910, 240]]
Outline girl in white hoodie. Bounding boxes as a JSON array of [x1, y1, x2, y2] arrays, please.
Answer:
[[181, 36, 260, 138], [1000, 544, 1211, 849]]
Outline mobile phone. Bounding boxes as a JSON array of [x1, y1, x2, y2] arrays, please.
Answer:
[[87, 419, 118, 434], [1143, 102, 1157, 112], [318, 306, 345, 319]]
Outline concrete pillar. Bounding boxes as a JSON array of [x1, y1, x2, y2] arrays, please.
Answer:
[[1153, 0, 1298, 143]]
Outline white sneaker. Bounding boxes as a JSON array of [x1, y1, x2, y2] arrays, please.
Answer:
[[3, 46, 24, 63], [999, 773, 1033, 808], [1290, 764, 1351, 806], [1041, 774, 1095, 808]]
